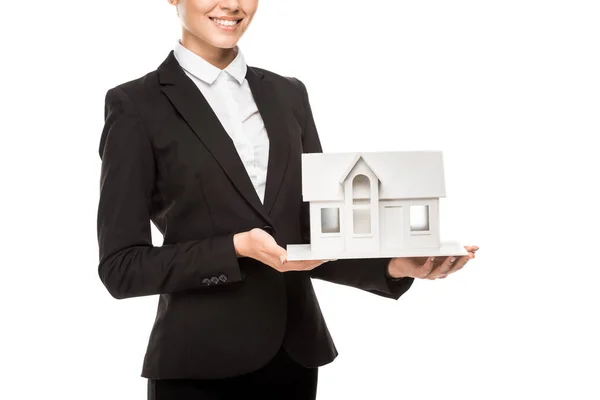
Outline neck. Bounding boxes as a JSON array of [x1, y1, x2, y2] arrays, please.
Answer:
[[180, 30, 237, 70]]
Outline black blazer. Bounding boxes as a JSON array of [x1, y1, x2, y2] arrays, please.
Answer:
[[97, 50, 414, 380]]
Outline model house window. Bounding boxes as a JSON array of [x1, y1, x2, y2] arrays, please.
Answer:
[[352, 174, 370, 205], [353, 209, 371, 234], [321, 208, 340, 233], [352, 174, 371, 234], [410, 205, 430, 232]]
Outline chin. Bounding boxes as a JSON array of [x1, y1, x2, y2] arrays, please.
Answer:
[[210, 39, 239, 49]]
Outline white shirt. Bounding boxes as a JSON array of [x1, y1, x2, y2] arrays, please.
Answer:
[[173, 40, 270, 204]]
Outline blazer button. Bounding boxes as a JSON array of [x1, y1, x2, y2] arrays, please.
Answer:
[[211, 276, 219, 284], [202, 278, 211, 285], [219, 274, 227, 282], [263, 225, 274, 235]]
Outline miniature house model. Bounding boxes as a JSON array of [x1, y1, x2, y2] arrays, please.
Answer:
[[286, 151, 467, 260]]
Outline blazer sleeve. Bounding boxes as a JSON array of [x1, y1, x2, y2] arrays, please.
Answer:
[[97, 86, 244, 299], [291, 78, 414, 300]]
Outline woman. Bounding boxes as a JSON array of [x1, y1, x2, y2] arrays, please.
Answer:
[[96, 0, 478, 398]]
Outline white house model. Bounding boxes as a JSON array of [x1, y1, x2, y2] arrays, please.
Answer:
[[286, 151, 468, 261]]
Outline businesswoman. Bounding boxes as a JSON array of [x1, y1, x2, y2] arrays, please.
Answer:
[[96, 0, 478, 398]]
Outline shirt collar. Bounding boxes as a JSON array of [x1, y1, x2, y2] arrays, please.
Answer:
[[173, 39, 247, 85]]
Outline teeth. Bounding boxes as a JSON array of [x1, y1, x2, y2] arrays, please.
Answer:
[[213, 18, 239, 27]]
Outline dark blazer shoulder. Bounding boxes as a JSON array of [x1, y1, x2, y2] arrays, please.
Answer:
[[104, 69, 160, 104], [252, 66, 305, 94], [256, 66, 302, 86], [250, 66, 308, 126]]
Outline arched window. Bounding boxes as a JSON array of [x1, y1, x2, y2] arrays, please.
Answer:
[[352, 174, 371, 234], [352, 174, 370, 205]]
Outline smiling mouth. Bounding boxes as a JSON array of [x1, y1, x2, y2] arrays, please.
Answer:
[[209, 17, 243, 28]]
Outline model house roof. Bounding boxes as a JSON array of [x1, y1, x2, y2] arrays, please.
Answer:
[[338, 153, 383, 184], [302, 151, 446, 202]]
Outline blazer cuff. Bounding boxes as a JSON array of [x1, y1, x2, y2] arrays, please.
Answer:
[[195, 233, 244, 288], [377, 258, 415, 300], [383, 275, 415, 300]]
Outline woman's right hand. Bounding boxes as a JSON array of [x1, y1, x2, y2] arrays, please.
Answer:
[[233, 228, 329, 272]]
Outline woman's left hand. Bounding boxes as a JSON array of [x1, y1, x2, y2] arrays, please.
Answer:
[[387, 245, 479, 280]]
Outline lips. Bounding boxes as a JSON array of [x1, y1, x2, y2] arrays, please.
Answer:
[[210, 17, 242, 26]]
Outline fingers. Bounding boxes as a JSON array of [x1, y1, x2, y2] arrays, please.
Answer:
[[397, 256, 437, 279], [447, 251, 475, 275], [260, 236, 287, 260], [413, 257, 436, 279], [448, 256, 469, 275], [443, 256, 466, 276], [253, 232, 287, 271], [425, 256, 456, 280], [247, 228, 336, 272], [427, 249, 477, 279], [282, 259, 330, 272], [249, 228, 333, 272], [394, 246, 479, 281], [257, 250, 285, 271]]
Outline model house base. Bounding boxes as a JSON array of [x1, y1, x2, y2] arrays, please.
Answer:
[[286, 241, 468, 261]]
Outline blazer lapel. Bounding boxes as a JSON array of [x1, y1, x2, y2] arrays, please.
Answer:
[[246, 70, 291, 215], [157, 51, 273, 225]]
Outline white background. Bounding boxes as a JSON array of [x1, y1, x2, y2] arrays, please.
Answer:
[[1, 0, 599, 399]]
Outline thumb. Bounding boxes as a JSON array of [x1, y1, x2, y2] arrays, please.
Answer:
[[279, 251, 288, 265], [261, 238, 287, 264]]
